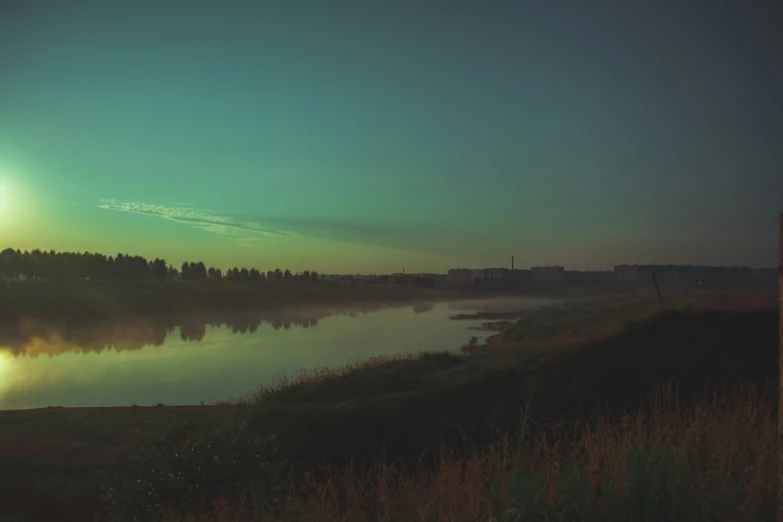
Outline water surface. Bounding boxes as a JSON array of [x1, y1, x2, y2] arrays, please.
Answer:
[[0, 297, 555, 410]]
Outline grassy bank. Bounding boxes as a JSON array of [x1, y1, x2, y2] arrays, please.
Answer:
[[0, 289, 777, 521], [155, 384, 777, 522]]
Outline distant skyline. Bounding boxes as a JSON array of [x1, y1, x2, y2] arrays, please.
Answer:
[[1, 1, 782, 273]]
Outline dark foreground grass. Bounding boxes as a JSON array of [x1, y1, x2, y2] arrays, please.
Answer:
[[0, 290, 777, 521], [152, 383, 777, 522], [103, 290, 778, 521], [0, 406, 238, 522]]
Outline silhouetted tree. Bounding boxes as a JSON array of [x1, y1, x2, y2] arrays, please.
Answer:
[[181, 262, 191, 282], [283, 269, 292, 282], [0, 248, 16, 278], [108, 253, 150, 280], [149, 258, 168, 282], [0, 248, 28, 278], [27, 249, 43, 279], [188, 262, 208, 283], [207, 267, 222, 283], [89, 253, 110, 280]]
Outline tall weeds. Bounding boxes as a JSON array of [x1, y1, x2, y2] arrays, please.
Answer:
[[147, 383, 775, 522]]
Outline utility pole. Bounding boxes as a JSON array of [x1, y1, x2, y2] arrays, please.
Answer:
[[652, 272, 664, 312]]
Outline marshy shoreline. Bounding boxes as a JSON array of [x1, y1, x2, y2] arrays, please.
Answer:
[[0, 289, 778, 521]]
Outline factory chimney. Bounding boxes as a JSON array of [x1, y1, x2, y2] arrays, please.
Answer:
[[512, 256, 514, 271]]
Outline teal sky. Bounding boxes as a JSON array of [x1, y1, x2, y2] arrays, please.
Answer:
[[1, 1, 781, 274]]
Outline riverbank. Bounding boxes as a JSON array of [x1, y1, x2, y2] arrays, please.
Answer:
[[0, 289, 777, 521], [0, 279, 624, 327]]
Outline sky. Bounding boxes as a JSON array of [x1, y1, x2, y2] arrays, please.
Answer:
[[1, 1, 781, 274]]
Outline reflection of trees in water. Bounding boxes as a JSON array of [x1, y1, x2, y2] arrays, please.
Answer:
[[0, 306, 378, 358], [412, 304, 434, 314], [180, 319, 207, 342]]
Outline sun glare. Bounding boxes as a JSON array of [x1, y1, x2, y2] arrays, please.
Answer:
[[0, 182, 11, 218]]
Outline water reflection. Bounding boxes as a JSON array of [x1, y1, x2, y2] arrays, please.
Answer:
[[412, 304, 434, 314], [0, 298, 556, 410], [446, 297, 561, 312], [0, 306, 382, 358], [0, 298, 558, 359]]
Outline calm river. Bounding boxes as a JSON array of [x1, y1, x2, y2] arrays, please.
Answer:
[[0, 297, 556, 410]]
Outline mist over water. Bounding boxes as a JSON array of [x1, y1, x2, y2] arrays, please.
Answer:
[[0, 297, 555, 410]]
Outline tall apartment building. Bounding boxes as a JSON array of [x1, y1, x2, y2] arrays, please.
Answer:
[[529, 266, 565, 285]]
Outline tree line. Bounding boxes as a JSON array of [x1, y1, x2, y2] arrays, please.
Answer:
[[0, 248, 320, 284]]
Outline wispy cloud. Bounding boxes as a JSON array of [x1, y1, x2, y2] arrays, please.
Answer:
[[98, 199, 296, 240], [98, 200, 497, 257], [233, 215, 505, 257]]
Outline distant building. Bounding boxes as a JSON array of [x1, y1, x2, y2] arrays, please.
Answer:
[[530, 266, 565, 285], [613, 264, 768, 289], [564, 270, 614, 285], [752, 268, 777, 288], [448, 268, 529, 285], [447, 268, 475, 284], [613, 265, 641, 284], [391, 272, 446, 287], [446, 262, 775, 289], [508, 269, 532, 285], [473, 268, 506, 282]]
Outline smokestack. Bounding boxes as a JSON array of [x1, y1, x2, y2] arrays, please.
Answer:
[[402, 268, 404, 274], [512, 256, 514, 271]]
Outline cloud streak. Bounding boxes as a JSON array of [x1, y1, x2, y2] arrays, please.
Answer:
[[97, 200, 497, 258], [234, 214, 506, 257], [98, 199, 296, 240]]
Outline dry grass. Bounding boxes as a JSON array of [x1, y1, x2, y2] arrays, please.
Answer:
[[152, 382, 776, 522], [236, 350, 464, 408], [241, 290, 779, 409], [247, 352, 451, 400], [496, 290, 778, 362]]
